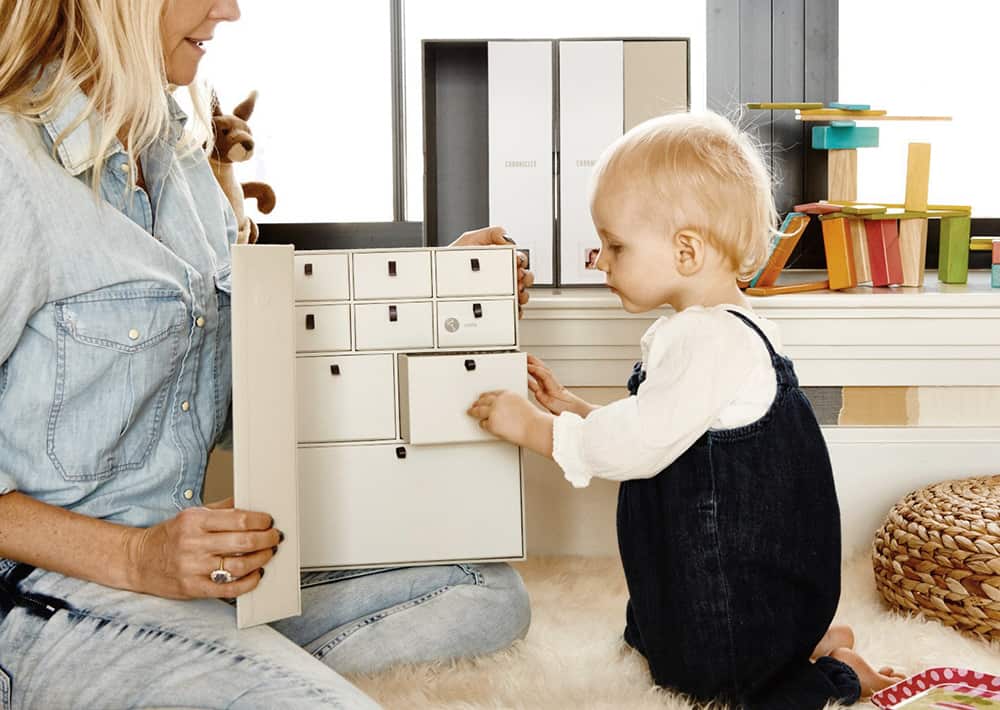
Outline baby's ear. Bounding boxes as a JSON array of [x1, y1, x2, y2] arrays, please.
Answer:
[[672, 229, 706, 275]]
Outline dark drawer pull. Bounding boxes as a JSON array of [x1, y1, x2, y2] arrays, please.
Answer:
[[304, 263, 313, 276], [330, 364, 341, 376], [395, 446, 407, 459], [388, 260, 397, 277], [388, 305, 398, 322], [465, 359, 476, 371], [473, 303, 483, 318], [305, 314, 315, 330], [471, 257, 480, 272]]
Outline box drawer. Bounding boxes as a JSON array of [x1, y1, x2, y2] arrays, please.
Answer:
[[355, 302, 434, 351], [437, 299, 516, 348], [296, 354, 396, 443], [294, 253, 350, 302], [399, 352, 527, 444], [298, 442, 524, 568], [353, 251, 432, 300], [295, 305, 351, 353], [435, 248, 515, 297]]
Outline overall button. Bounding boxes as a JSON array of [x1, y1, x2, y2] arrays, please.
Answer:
[[128, 329, 140, 340], [183, 489, 194, 500], [181, 401, 190, 412]]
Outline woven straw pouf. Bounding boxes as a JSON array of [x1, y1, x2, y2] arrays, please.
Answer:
[[873, 475, 1000, 640]]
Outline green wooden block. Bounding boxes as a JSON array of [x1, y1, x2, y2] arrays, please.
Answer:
[[829, 102, 871, 110], [938, 216, 971, 284], [841, 204, 888, 215], [812, 125, 880, 150]]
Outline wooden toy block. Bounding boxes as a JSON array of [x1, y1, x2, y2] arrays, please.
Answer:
[[865, 220, 904, 287], [865, 209, 931, 221], [746, 280, 829, 297], [793, 201, 842, 215], [993, 264, 1000, 288], [832, 200, 970, 213], [898, 218, 929, 287], [746, 102, 824, 110], [749, 212, 794, 287], [831, 121, 857, 127], [828, 149, 858, 202], [848, 218, 872, 284], [994, 240, 1000, 265], [839, 204, 887, 215], [812, 125, 879, 150], [797, 114, 951, 122], [753, 213, 811, 288], [821, 217, 858, 290], [937, 216, 971, 284], [904, 143, 931, 212], [829, 102, 872, 111], [798, 108, 888, 118], [970, 236, 997, 251]]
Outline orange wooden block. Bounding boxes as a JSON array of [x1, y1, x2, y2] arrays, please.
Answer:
[[755, 214, 811, 288], [821, 217, 858, 290], [746, 281, 829, 297]]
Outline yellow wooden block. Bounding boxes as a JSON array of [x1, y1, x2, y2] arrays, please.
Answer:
[[821, 217, 858, 290], [898, 218, 929, 287], [830, 200, 970, 212], [747, 102, 824, 110], [971, 236, 999, 252], [828, 149, 858, 202], [798, 108, 888, 117], [905, 143, 931, 212], [848, 218, 872, 284], [797, 114, 951, 122]]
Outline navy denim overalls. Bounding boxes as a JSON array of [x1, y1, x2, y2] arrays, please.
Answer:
[[617, 310, 861, 709]]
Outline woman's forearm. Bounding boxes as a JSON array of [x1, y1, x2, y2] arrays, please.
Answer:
[[0, 492, 138, 590]]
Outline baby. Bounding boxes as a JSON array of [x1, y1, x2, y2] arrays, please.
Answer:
[[468, 112, 900, 708]]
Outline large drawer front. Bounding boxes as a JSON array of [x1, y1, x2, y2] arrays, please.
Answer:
[[437, 299, 516, 348], [399, 352, 527, 444], [296, 354, 396, 443], [435, 248, 515, 297], [295, 305, 351, 353], [353, 251, 432, 300], [355, 302, 434, 350], [298, 442, 524, 568], [294, 253, 350, 302]]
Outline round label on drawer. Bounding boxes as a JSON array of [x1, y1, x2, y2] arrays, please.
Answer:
[[444, 317, 460, 333]]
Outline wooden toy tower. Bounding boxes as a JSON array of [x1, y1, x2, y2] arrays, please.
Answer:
[[743, 103, 972, 296]]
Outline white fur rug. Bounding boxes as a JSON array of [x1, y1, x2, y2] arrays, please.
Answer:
[[348, 555, 1000, 709]]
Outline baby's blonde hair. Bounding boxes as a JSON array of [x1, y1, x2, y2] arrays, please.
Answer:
[[590, 111, 777, 282]]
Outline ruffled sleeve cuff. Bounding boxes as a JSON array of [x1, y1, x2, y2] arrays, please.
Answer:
[[552, 411, 593, 488]]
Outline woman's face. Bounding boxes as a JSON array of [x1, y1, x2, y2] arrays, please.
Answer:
[[161, 0, 241, 86]]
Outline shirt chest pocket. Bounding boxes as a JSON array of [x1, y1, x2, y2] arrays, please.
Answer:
[[49, 288, 188, 482]]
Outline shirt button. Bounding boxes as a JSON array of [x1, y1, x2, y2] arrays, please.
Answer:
[[183, 489, 194, 500], [181, 401, 190, 412], [128, 329, 140, 340], [195, 316, 206, 328]]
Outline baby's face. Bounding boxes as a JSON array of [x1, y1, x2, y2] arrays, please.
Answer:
[[589, 187, 678, 313]]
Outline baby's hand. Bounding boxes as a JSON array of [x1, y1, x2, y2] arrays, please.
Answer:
[[527, 355, 596, 418], [467, 390, 539, 447]]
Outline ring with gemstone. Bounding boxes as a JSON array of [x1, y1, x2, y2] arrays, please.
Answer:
[[210, 557, 235, 584]]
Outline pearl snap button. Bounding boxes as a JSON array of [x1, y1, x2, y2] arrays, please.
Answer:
[[183, 489, 194, 500], [120, 163, 129, 172], [128, 329, 139, 340], [195, 316, 206, 327], [181, 401, 190, 412]]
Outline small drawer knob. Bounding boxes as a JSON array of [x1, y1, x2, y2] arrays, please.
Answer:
[[472, 303, 483, 318], [471, 257, 480, 272], [330, 364, 341, 376], [388, 260, 397, 277], [388, 305, 398, 322], [304, 263, 313, 276], [305, 314, 315, 330], [465, 359, 476, 371], [396, 446, 407, 459]]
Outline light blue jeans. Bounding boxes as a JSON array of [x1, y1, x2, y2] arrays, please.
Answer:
[[0, 562, 530, 709]]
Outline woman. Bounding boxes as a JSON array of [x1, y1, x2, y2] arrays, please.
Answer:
[[0, 1, 532, 707]]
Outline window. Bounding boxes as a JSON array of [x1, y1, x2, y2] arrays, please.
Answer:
[[840, 0, 1000, 217], [403, 0, 707, 221], [196, 2, 394, 223]]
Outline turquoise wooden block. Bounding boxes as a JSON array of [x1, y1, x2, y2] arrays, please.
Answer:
[[812, 125, 880, 150], [829, 102, 871, 110], [830, 120, 857, 127], [938, 216, 971, 284], [993, 264, 1000, 288]]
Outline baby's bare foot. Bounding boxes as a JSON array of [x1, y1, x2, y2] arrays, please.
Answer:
[[830, 647, 902, 698], [811, 624, 855, 661]]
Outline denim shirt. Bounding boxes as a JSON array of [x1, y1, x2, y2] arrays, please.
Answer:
[[0, 86, 237, 528]]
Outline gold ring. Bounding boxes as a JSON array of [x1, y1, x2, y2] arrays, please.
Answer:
[[210, 557, 235, 584]]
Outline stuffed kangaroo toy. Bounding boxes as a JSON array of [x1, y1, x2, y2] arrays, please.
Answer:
[[208, 90, 276, 244]]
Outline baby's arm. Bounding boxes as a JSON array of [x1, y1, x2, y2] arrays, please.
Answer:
[[527, 355, 598, 418]]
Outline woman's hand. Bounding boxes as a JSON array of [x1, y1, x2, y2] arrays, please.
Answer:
[[449, 225, 534, 317], [527, 355, 597, 418], [467, 390, 552, 456], [124, 497, 282, 600]]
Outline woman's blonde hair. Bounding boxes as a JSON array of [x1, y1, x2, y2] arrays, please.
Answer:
[[0, 0, 210, 190], [590, 111, 778, 282]]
